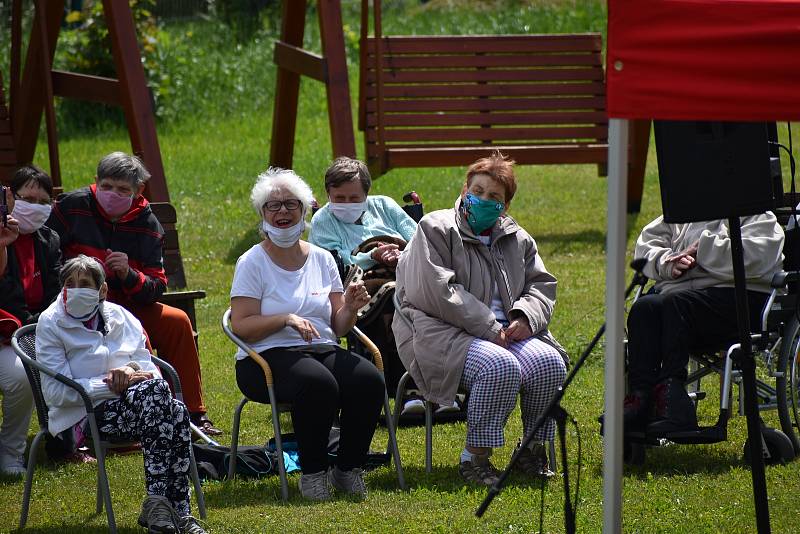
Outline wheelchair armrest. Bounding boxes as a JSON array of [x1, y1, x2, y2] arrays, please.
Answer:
[[151, 355, 184, 402], [770, 270, 800, 288]]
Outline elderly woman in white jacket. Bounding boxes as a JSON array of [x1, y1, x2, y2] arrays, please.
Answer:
[[36, 255, 205, 534]]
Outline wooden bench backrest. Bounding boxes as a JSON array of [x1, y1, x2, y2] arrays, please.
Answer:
[[360, 33, 608, 173], [149, 202, 187, 290]]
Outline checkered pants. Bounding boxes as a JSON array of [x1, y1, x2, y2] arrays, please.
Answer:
[[459, 337, 566, 448]]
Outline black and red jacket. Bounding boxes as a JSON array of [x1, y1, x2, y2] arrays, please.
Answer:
[[47, 184, 168, 306], [0, 225, 62, 324]]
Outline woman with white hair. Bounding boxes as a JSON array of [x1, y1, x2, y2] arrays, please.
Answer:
[[230, 168, 383, 502]]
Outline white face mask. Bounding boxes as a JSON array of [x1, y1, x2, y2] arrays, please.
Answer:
[[63, 287, 101, 321], [328, 200, 367, 224], [12, 200, 52, 235], [262, 219, 305, 248]]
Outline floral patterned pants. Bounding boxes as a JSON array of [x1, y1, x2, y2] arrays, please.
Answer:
[[95, 378, 192, 516]]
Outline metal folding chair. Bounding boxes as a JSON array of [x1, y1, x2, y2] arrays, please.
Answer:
[[11, 324, 206, 533], [221, 308, 406, 501]]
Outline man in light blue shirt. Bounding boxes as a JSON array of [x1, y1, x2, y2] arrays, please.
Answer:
[[309, 157, 417, 270]]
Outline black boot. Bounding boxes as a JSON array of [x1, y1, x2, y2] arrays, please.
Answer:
[[597, 388, 652, 434], [646, 378, 698, 435], [623, 389, 653, 431]]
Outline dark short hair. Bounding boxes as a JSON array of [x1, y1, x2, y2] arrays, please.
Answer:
[[465, 151, 517, 204], [11, 165, 54, 198], [324, 157, 372, 194]]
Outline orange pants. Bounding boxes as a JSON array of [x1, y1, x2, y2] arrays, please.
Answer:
[[126, 301, 206, 414]]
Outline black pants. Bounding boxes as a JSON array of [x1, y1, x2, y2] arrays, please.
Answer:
[[236, 344, 385, 474], [627, 287, 769, 391]]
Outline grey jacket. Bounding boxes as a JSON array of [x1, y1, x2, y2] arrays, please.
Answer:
[[392, 198, 568, 406], [634, 213, 784, 295]]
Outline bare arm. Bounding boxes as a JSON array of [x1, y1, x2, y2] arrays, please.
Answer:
[[231, 296, 322, 344], [330, 281, 371, 337]]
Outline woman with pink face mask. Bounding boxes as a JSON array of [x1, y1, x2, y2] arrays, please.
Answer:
[[0, 165, 62, 475]]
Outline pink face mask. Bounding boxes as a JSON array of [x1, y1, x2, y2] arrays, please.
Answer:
[[96, 189, 134, 217]]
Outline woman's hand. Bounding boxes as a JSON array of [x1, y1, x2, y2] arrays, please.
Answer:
[[285, 313, 320, 343], [343, 281, 371, 312], [504, 317, 533, 341], [104, 366, 135, 394], [0, 216, 20, 247], [128, 371, 155, 385], [371, 243, 400, 266]]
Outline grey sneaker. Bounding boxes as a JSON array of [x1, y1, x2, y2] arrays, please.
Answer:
[[458, 452, 500, 486], [328, 466, 367, 499], [137, 495, 181, 533], [178, 515, 207, 534], [298, 470, 331, 501], [513, 441, 555, 479]]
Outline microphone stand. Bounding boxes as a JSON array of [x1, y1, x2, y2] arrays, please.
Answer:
[[476, 259, 649, 531]]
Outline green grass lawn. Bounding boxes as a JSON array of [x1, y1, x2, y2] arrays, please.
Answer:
[[1, 1, 800, 532]]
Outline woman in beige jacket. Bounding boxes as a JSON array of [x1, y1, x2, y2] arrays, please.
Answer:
[[393, 153, 568, 486]]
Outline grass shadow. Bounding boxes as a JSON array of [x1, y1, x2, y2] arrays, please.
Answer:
[[368, 464, 556, 494], [590, 443, 741, 479]]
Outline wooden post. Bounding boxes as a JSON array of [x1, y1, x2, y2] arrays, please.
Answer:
[[34, 0, 61, 188], [318, 0, 356, 159], [270, 0, 356, 169], [626, 119, 651, 213], [103, 0, 169, 202]]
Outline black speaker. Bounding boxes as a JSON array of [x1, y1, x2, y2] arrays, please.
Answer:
[[654, 121, 777, 223]]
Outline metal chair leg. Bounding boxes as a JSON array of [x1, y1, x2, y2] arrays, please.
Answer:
[[548, 438, 557, 472], [19, 430, 46, 529], [383, 390, 406, 489], [228, 398, 248, 480], [93, 441, 116, 534], [393, 372, 412, 429], [188, 442, 207, 518], [267, 386, 289, 502], [425, 400, 434, 473]]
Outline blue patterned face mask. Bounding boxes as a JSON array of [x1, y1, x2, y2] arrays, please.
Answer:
[[462, 192, 504, 234]]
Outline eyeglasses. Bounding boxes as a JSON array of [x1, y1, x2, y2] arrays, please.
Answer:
[[14, 194, 51, 206], [264, 199, 301, 212]]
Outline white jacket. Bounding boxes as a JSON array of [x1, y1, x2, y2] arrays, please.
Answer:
[[634, 213, 784, 295], [36, 294, 159, 435]]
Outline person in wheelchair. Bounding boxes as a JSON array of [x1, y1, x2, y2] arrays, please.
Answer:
[[392, 152, 569, 486], [36, 255, 205, 534], [625, 213, 784, 435], [308, 157, 422, 412], [230, 167, 384, 501]]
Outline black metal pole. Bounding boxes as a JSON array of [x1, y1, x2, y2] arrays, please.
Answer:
[[476, 259, 648, 522], [728, 216, 771, 533]]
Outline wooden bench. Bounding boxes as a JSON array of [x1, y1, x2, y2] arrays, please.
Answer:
[[359, 30, 650, 209], [150, 202, 206, 336]]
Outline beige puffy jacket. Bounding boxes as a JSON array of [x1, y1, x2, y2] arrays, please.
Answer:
[[392, 198, 568, 406]]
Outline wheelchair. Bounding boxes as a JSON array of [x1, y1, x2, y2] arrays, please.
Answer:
[[620, 222, 800, 466]]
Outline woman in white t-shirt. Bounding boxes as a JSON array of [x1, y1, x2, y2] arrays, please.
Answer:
[[230, 168, 382, 502]]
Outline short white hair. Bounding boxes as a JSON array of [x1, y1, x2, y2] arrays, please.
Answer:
[[250, 167, 315, 216]]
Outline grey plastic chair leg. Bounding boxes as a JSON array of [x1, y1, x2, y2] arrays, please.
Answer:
[[383, 390, 406, 489], [19, 430, 46, 529], [424, 400, 434, 473], [95, 447, 117, 533], [188, 442, 207, 518], [266, 385, 289, 502], [228, 398, 248, 480]]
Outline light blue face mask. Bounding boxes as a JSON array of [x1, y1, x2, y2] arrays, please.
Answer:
[[462, 192, 504, 234]]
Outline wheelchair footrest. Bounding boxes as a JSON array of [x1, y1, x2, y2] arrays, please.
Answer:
[[624, 425, 727, 445]]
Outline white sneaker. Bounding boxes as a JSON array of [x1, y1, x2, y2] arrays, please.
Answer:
[[0, 453, 25, 476], [435, 401, 460, 415], [401, 396, 426, 416]]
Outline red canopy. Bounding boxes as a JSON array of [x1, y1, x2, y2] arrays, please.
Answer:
[[606, 0, 800, 121]]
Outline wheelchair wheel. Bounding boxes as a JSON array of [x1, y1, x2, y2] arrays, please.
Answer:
[[776, 316, 800, 454], [743, 427, 795, 466]]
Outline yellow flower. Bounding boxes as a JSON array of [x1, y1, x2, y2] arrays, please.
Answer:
[[65, 10, 82, 24]]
